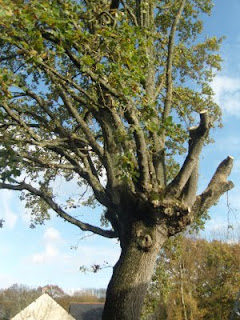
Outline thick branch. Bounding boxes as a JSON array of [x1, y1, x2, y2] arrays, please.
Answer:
[[1, 102, 41, 142], [47, 145, 108, 206], [181, 160, 199, 206], [58, 78, 98, 111], [124, 108, 150, 191], [167, 111, 209, 198], [21, 153, 77, 170], [64, 49, 123, 100], [0, 182, 118, 238], [56, 85, 104, 160], [153, 73, 165, 103], [110, 0, 120, 10], [193, 156, 234, 215], [93, 109, 117, 190], [154, 0, 186, 187], [163, 0, 186, 122], [136, 0, 141, 26], [38, 60, 97, 104], [105, 209, 121, 235], [121, 2, 139, 26]]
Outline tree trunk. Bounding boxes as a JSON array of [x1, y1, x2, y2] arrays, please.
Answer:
[[180, 261, 188, 320], [230, 290, 240, 320], [102, 221, 167, 320]]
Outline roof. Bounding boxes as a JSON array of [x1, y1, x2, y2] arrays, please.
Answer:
[[69, 303, 104, 320], [11, 293, 75, 320]]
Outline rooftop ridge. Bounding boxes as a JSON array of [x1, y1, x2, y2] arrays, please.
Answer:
[[69, 302, 105, 305]]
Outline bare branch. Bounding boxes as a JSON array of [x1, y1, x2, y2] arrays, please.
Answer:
[[154, 73, 165, 102], [124, 108, 150, 191], [38, 60, 97, 104], [110, 0, 120, 10], [121, 1, 139, 26], [56, 85, 104, 160], [193, 156, 234, 215], [181, 160, 199, 206], [163, 0, 187, 122], [57, 79, 98, 111], [1, 102, 41, 142], [47, 145, 108, 206], [166, 111, 209, 198], [155, 0, 186, 187], [0, 181, 118, 238], [64, 49, 124, 100], [21, 153, 77, 170]]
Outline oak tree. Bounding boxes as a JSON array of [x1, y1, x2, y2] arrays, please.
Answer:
[[0, 0, 234, 318]]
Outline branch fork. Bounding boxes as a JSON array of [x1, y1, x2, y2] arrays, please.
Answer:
[[166, 110, 210, 199]]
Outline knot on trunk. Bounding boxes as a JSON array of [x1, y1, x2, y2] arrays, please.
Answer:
[[162, 201, 192, 236], [153, 200, 192, 236], [153, 200, 190, 219], [162, 200, 190, 217], [136, 229, 153, 251], [167, 214, 192, 236]]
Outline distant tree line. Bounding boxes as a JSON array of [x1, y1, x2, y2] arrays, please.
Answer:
[[0, 284, 106, 320], [143, 236, 240, 320], [1, 236, 239, 320]]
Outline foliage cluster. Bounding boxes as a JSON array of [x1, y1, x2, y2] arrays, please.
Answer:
[[0, 0, 223, 229], [143, 236, 240, 320]]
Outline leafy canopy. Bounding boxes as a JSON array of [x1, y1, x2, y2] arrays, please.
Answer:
[[0, 0, 223, 233]]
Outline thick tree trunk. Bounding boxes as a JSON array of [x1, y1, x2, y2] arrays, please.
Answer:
[[102, 222, 167, 320]]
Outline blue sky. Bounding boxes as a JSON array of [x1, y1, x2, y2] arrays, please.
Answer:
[[0, 0, 240, 292]]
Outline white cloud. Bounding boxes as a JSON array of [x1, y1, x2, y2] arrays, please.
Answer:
[[234, 159, 240, 173], [76, 243, 120, 267], [201, 187, 240, 242], [31, 227, 64, 264], [227, 188, 240, 211], [0, 243, 10, 255], [213, 135, 240, 154], [29, 227, 120, 278], [0, 190, 18, 229], [202, 215, 239, 242], [43, 227, 62, 243], [211, 76, 240, 117], [0, 273, 17, 289], [32, 244, 59, 264]]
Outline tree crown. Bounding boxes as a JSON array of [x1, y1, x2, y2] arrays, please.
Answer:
[[0, 0, 232, 239]]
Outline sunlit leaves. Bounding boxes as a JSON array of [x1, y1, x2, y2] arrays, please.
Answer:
[[0, 0, 224, 222], [143, 236, 240, 320]]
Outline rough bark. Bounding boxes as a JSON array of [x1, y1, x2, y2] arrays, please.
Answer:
[[101, 148, 234, 319], [102, 220, 168, 320]]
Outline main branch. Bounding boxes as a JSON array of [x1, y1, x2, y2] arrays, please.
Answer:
[[166, 111, 209, 198], [0, 181, 118, 238], [193, 156, 234, 215]]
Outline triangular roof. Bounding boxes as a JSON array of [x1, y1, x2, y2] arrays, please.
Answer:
[[69, 303, 104, 320], [11, 293, 75, 320]]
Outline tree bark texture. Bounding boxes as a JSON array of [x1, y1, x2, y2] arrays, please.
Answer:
[[102, 220, 168, 320]]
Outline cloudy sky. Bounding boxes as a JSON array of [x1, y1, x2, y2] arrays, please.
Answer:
[[0, 0, 240, 292]]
